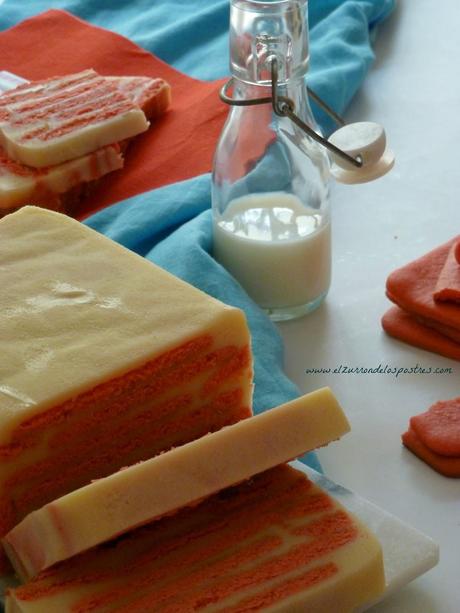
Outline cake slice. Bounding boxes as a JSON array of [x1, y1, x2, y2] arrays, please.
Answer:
[[0, 69, 149, 168], [3, 388, 350, 581], [4, 464, 385, 612], [0, 143, 124, 215], [0, 74, 170, 217], [0, 206, 253, 573]]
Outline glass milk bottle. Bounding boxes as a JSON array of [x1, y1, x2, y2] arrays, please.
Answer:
[[212, 0, 331, 321]]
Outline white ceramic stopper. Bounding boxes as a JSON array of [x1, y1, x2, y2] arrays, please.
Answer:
[[328, 121, 394, 184]]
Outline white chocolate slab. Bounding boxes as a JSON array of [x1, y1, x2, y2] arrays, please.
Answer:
[[0, 70, 149, 167]]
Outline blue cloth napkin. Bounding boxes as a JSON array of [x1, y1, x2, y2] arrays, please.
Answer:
[[0, 0, 395, 471]]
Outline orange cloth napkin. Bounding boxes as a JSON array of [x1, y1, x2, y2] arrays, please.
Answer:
[[0, 9, 228, 218], [382, 236, 460, 360]]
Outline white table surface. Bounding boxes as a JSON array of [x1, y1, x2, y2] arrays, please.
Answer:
[[278, 1, 460, 612]]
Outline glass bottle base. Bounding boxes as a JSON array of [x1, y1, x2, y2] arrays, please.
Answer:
[[263, 291, 328, 322]]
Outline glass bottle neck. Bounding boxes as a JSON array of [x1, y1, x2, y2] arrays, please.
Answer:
[[231, 75, 316, 128], [230, 0, 309, 86]]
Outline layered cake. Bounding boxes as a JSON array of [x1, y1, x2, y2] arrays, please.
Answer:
[[4, 464, 385, 612], [3, 388, 350, 580], [0, 206, 253, 572], [0, 73, 171, 217], [0, 70, 149, 167]]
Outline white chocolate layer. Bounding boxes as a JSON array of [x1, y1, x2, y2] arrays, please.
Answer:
[[0, 70, 149, 168], [3, 388, 350, 580]]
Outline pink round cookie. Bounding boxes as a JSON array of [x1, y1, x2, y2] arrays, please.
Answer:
[[410, 398, 460, 457]]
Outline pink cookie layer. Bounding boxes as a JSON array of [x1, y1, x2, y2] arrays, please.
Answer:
[[5, 465, 385, 613]]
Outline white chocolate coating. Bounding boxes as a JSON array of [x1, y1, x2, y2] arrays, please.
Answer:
[[0, 207, 251, 446]]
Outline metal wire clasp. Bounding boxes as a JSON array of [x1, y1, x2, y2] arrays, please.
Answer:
[[219, 58, 363, 169]]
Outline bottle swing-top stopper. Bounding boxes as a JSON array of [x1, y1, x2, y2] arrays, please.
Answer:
[[220, 58, 394, 185], [327, 121, 394, 184]]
